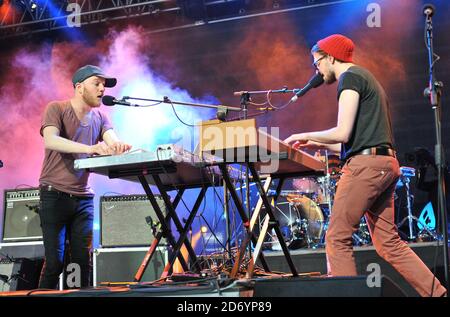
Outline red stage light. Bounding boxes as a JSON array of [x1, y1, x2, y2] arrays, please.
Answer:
[[0, 0, 17, 25]]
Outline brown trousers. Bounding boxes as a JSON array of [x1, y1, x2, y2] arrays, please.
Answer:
[[325, 154, 447, 297]]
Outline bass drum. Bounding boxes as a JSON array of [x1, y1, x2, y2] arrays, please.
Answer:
[[288, 195, 326, 249]]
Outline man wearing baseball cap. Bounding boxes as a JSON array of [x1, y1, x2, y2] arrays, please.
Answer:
[[38, 65, 131, 289], [285, 34, 446, 296]]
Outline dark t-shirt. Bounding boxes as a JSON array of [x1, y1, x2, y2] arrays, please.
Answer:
[[39, 100, 112, 196], [337, 66, 394, 160]]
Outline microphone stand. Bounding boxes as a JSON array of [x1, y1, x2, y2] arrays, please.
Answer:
[[122, 96, 242, 112], [239, 92, 253, 262], [235, 88, 301, 95], [233, 87, 298, 265], [423, 8, 449, 292], [234, 87, 301, 110]]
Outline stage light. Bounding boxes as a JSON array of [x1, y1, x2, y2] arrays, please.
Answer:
[[13, 0, 38, 12], [30, 0, 37, 11], [200, 225, 208, 234]]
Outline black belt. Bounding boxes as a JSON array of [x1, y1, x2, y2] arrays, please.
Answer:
[[351, 147, 396, 158], [39, 185, 92, 199]]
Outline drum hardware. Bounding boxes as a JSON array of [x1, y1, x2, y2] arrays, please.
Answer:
[[305, 151, 337, 248], [352, 217, 372, 246], [272, 151, 341, 249], [262, 195, 325, 250], [262, 200, 299, 251], [262, 151, 344, 250], [290, 218, 315, 249], [284, 161, 372, 248], [278, 194, 327, 249], [417, 202, 441, 241], [396, 166, 437, 241]]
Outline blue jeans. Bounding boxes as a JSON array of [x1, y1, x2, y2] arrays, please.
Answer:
[[38, 189, 93, 289]]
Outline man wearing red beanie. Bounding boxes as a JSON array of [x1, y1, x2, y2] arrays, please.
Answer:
[[285, 34, 446, 297]]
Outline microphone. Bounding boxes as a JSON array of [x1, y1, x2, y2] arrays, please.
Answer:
[[423, 3, 435, 17], [290, 73, 324, 102], [233, 91, 249, 96], [102, 95, 136, 107]]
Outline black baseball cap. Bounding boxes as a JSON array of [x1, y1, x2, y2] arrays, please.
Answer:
[[72, 65, 117, 88]]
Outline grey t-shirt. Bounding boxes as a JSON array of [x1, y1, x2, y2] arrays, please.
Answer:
[[337, 66, 395, 160], [39, 100, 112, 196]]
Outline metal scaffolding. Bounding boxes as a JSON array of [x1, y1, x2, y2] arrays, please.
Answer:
[[0, 0, 182, 38], [0, 0, 351, 39]]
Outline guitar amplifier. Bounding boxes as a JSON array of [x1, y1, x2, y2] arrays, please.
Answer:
[[100, 194, 167, 247], [2, 188, 42, 243]]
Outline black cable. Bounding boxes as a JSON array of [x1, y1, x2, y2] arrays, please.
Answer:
[[198, 213, 227, 251], [195, 168, 229, 252], [199, 163, 245, 251], [9, 273, 29, 284], [167, 99, 238, 128]]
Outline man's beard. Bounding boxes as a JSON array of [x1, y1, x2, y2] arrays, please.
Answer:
[[324, 72, 337, 84], [83, 91, 101, 107]]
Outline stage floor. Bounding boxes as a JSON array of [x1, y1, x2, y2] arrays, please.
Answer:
[[0, 241, 446, 297]]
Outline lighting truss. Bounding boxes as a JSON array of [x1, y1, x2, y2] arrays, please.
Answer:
[[0, 0, 356, 39]]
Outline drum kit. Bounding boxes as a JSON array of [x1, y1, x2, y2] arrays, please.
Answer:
[[266, 156, 443, 250], [265, 153, 373, 250]]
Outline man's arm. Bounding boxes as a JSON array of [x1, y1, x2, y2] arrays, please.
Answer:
[[102, 129, 132, 154], [43, 126, 113, 155], [285, 89, 360, 144], [297, 140, 341, 154]]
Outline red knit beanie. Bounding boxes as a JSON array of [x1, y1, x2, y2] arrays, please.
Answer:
[[317, 34, 354, 62]]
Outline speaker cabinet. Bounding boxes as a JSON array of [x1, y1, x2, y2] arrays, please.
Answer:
[[100, 195, 167, 247], [2, 188, 42, 242], [253, 275, 406, 297], [93, 247, 167, 286]]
